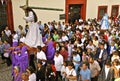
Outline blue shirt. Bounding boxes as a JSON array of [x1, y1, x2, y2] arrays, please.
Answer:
[[80, 68, 91, 81]]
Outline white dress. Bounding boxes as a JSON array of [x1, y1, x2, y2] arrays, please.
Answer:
[[24, 11, 45, 48]]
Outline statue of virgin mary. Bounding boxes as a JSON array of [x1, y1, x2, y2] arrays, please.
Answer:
[[21, 5, 45, 48]]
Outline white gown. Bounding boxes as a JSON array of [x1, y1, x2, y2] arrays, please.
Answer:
[[24, 11, 45, 48]]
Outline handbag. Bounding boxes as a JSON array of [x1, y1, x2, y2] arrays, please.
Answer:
[[4, 52, 9, 58]]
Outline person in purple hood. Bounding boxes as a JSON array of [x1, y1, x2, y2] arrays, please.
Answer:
[[15, 46, 29, 72], [46, 36, 55, 61]]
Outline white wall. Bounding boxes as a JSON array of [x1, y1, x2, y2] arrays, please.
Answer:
[[86, 0, 120, 20], [11, 0, 65, 30]]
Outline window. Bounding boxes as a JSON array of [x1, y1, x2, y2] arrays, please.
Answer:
[[98, 6, 107, 19], [111, 5, 119, 18]]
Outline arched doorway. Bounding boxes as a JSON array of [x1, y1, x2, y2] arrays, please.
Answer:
[[0, 0, 14, 34]]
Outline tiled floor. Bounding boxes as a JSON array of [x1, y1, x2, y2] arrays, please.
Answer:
[[0, 59, 12, 81]]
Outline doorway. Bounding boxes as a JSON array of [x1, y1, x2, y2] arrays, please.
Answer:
[[0, 1, 7, 34], [68, 4, 81, 24]]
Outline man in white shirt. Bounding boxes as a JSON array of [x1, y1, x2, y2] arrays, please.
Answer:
[[4, 26, 11, 37], [61, 33, 68, 42], [36, 46, 47, 65], [89, 57, 101, 81], [54, 51, 63, 81]]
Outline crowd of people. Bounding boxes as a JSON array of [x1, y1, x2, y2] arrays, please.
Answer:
[[0, 6, 120, 81]]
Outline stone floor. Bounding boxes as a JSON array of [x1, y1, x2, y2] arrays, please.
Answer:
[[0, 58, 12, 81]]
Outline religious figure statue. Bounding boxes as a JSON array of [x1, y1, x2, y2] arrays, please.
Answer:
[[21, 5, 45, 48], [101, 13, 110, 30]]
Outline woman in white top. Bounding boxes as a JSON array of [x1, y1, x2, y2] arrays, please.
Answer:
[[26, 66, 36, 81], [12, 31, 18, 47], [65, 62, 77, 81]]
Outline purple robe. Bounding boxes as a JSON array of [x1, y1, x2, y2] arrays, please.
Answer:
[[46, 41, 55, 61], [12, 42, 18, 47], [14, 73, 22, 81], [15, 46, 28, 72], [11, 48, 21, 76]]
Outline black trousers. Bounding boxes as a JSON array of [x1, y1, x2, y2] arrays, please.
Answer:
[[1, 53, 5, 60], [29, 54, 36, 70], [55, 71, 62, 81], [91, 76, 98, 81], [5, 56, 11, 66]]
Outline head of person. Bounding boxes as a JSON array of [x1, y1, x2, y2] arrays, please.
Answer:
[[21, 5, 38, 22], [4, 40, 9, 44], [14, 66, 20, 74], [82, 62, 89, 70], [12, 31, 16, 35], [89, 56, 94, 63], [105, 60, 111, 68], [37, 46, 42, 52], [1, 31, 5, 35], [26, 66, 35, 75], [21, 72, 29, 81], [100, 43, 104, 49], [110, 41, 115, 46], [112, 59, 120, 66], [89, 40, 93, 45], [55, 50, 59, 57], [72, 51, 77, 56], [37, 60, 43, 68], [18, 25, 23, 30], [63, 60, 68, 67], [87, 48, 92, 53], [5, 26, 9, 30], [67, 62, 74, 70]]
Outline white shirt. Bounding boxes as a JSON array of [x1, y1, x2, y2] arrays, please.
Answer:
[[86, 44, 95, 51], [61, 66, 67, 78], [73, 54, 80, 65], [4, 30, 11, 37], [99, 50, 103, 59], [110, 46, 115, 54], [20, 37, 25, 43], [54, 54, 63, 71], [105, 66, 110, 79], [28, 73, 36, 81], [66, 68, 76, 77], [37, 51, 47, 65], [13, 34, 18, 42], [62, 36, 68, 42], [90, 61, 101, 77]]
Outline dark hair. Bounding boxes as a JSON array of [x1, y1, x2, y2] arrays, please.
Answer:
[[27, 66, 35, 74], [37, 60, 43, 65], [105, 60, 111, 66], [26, 7, 38, 22], [67, 62, 74, 68], [37, 46, 42, 51], [82, 62, 89, 66]]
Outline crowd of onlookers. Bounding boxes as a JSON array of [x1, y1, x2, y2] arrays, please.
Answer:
[[0, 16, 120, 81]]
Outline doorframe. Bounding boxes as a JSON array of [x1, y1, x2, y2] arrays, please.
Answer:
[[97, 6, 108, 20], [6, 0, 14, 31], [65, 0, 87, 23]]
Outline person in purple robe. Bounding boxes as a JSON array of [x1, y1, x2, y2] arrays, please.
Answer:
[[15, 46, 29, 72], [46, 36, 55, 61], [13, 66, 22, 81], [11, 47, 21, 76]]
